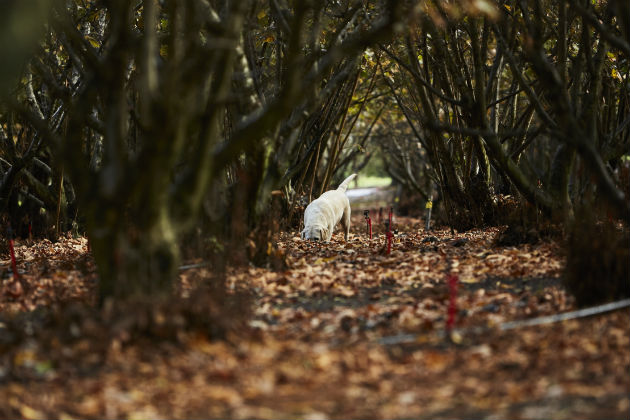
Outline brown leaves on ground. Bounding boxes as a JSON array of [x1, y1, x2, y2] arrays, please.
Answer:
[[0, 236, 97, 312], [0, 218, 628, 419]]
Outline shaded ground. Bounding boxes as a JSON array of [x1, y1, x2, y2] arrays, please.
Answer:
[[0, 215, 628, 419]]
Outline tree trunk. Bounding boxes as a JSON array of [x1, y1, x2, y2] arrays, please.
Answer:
[[89, 204, 179, 302], [549, 144, 575, 221]]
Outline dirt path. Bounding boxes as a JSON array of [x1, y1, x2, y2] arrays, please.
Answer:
[[346, 186, 396, 211], [0, 217, 628, 419]]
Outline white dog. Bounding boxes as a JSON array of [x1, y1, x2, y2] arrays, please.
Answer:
[[301, 173, 357, 241]]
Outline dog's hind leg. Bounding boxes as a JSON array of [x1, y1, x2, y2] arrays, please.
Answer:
[[341, 203, 351, 241]]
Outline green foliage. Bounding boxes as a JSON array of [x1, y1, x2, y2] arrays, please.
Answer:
[[361, 153, 387, 178]]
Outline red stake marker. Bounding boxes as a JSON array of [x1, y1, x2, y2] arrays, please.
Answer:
[[9, 238, 18, 281], [447, 274, 459, 331]]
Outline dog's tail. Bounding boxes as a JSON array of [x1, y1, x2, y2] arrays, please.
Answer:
[[337, 173, 357, 192]]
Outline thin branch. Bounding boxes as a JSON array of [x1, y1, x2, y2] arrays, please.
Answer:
[[379, 44, 463, 106], [570, 0, 630, 57], [213, 0, 406, 168]]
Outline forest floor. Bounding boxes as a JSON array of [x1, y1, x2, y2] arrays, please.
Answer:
[[0, 214, 628, 419]]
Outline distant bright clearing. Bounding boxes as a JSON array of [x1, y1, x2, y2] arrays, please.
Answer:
[[353, 176, 391, 188]]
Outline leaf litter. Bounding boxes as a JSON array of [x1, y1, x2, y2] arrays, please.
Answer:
[[0, 217, 628, 419]]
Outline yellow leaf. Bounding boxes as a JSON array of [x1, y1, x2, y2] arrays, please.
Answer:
[[257, 10, 267, 19], [14, 349, 37, 367], [160, 45, 168, 58], [264, 35, 275, 43], [334, 286, 355, 297], [85, 35, 99, 49], [19, 405, 45, 420], [314, 256, 336, 264], [449, 331, 463, 344]]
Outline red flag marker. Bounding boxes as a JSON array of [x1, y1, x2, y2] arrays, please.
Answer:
[[447, 274, 458, 331], [9, 238, 18, 281]]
